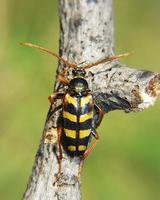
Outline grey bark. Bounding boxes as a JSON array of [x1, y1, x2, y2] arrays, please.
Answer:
[[23, 0, 160, 200]]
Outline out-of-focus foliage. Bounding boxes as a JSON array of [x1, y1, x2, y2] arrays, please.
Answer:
[[0, 0, 160, 199]]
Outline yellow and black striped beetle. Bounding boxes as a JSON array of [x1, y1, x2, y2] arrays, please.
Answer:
[[21, 42, 131, 178]]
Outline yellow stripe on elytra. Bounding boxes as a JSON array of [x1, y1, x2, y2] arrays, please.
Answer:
[[64, 128, 76, 139], [68, 145, 76, 151], [79, 111, 93, 123], [63, 111, 77, 122], [78, 145, 86, 151], [65, 94, 77, 107], [80, 95, 92, 107], [79, 129, 91, 139]]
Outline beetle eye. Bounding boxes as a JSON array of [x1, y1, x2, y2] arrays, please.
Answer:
[[82, 71, 86, 76], [72, 69, 77, 76]]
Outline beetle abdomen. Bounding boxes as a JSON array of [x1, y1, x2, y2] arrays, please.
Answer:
[[61, 93, 93, 157]]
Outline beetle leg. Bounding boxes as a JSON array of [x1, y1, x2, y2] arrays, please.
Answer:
[[94, 104, 105, 128], [91, 128, 99, 139], [78, 130, 99, 178], [82, 130, 99, 160], [58, 74, 70, 85], [57, 127, 63, 174], [48, 92, 64, 103], [54, 126, 63, 184]]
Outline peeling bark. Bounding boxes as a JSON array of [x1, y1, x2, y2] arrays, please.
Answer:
[[23, 0, 160, 200]]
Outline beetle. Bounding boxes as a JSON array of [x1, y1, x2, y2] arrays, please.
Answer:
[[21, 42, 131, 178]]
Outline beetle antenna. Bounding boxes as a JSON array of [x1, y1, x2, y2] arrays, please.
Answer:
[[82, 51, 134, 69], [20, 42, 77, 69]]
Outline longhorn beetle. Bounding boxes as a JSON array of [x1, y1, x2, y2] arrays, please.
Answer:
[[21, 42, 132, 178]]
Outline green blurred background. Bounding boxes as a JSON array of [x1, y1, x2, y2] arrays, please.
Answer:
[[0, 0, 160, 199]]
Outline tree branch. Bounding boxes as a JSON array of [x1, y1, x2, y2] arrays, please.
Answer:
[[23, 0, 160, 200], [91, 63, 160, 112]]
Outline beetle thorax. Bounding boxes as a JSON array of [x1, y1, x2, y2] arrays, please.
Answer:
[[68, 68, 89, 94], [69, 77, 89, 94]]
